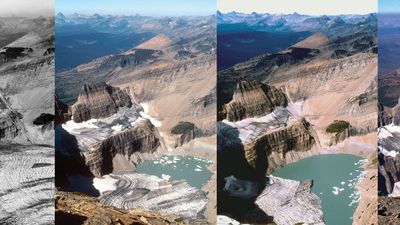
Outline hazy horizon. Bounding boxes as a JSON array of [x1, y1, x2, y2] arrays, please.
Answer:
[[218, 0, 377, 16], [218, 10, 376, 16], [0, 0, 53, 17], [56, 12, 214, 18], [56, 0, 215, 17]]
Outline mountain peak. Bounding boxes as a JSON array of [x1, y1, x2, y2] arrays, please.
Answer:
[[135, 33, 172, 50]]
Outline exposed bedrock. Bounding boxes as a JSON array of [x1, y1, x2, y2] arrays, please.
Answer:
[[378, 196, 400, 225], [245, 118, 316, 174], [328, 125, 372, 146], [0, 96, 24, 141], [55, 191, 189, 225], [71, 82, 132, 123], [378, 100, 400, 196], [222, 80, 287, 122], [170, 121, 196, 147], [55, 95, 71, 125], [378, 152, 400, 196], [0, 111, 22, 140], [379, 103, 393, 127], [84, 119, 162, 177]]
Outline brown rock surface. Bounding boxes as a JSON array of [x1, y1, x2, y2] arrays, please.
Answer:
[[55, 191, 189, 225], [71, 82, 132, 123], [245, 118, 316, 174], [352, 156, 378, 225], [222, 80, 287, 122], [378, 196, 400, 225]]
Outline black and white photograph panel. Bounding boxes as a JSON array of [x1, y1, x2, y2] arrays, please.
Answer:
[[0, 0, 55, 224]]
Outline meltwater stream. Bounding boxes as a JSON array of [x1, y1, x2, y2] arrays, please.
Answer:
[[272, 154, 366, 225]]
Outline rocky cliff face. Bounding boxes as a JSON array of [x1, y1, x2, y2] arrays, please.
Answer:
[[56, 191, 191, 225], [71, 82, 132, 123], [379, 69, 400, 107], [84, 119, 161, 177], [222, 80, 287, 122], [379, 103, 393, 127], [55, 95, 70, 125], [378, 99, 400, 195], [244, 119, 316, 174], [170, 121, 197, 147], [0, 97, 23, 140]]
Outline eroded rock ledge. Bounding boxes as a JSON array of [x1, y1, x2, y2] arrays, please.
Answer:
[[84, 119, 162, 177], [245, 118, 316, 174], [71, 82, 132, 123], [222, 80, 287, 122]]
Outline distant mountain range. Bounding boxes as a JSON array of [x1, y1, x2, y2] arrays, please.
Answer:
[[55, 13, 215, 72], [56, 13, 214, 34], [217, 11, 377, 69], [378, 13, 400, 76], [217, 11, 377, 35]]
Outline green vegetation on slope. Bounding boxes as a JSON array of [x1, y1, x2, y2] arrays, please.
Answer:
[[326, 120, 350, 133], [171, 121, 195, 135]]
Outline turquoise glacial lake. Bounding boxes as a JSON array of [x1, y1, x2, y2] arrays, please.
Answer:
[[135, 155, 213, 189], [272, 154, 366, 225]]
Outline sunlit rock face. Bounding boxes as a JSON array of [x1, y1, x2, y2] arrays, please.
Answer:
[[222, 80, 287, 122], [71, 82, 132, 123]]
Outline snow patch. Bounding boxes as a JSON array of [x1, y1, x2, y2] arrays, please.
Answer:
[[93, 175, 118, 194]]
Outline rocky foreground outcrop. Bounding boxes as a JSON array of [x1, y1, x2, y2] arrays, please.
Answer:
[[378, 197, 400, 225], [222, 80, 287, 122], [84, 119, 162, 177], [56, 191, 189, 225], [71, 82, 132, 123]]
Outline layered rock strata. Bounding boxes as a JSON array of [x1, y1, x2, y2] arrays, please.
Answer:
[[245, 118, 316, 174], [71, 82, 132, 123], [222, 80, 287, 122], [0, 94, 23, 141], [84, 119, 162, 177]]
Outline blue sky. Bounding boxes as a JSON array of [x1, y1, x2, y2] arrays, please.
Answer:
[[380, 0, 400, 13], [56, 0, 215, 16]]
